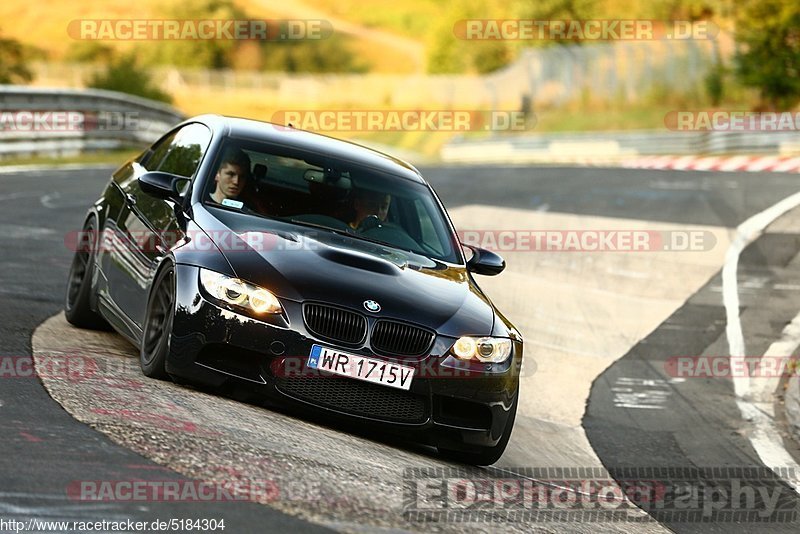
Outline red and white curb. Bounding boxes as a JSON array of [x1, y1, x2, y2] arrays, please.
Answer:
[[620, 155, 800, 173]]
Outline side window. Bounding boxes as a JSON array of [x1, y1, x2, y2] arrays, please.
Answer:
[[157, 123, 212, 177], [141, 131, 178, 172]]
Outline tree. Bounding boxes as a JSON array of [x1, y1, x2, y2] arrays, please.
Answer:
[[427, 0, 514, 74], [735, 0, 800, 110], [260, 34, 368, 74], [88, 52, 172, 104], [140, 0, 243, 68], [0, 34, 33, 84]]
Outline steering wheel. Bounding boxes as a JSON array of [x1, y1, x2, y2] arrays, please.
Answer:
[[356, 214, 382, 233]]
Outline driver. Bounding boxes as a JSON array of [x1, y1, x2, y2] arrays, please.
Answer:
[[349, 189, 391, 229], [209, 148, 251, 205]]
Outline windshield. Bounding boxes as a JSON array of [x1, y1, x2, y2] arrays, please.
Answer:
[[202, 138, 461, 264]]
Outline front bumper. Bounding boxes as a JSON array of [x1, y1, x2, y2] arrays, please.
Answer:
[[167, 265, 522, 449]]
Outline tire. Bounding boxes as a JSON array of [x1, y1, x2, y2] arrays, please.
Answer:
[[140, 263, 176, 380], [64, 218, 108, 330], [438, 389, 518, 466]]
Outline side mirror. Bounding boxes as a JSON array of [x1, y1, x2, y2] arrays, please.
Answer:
[[138, 171, 187, 202], [463, 244, 505, 276]]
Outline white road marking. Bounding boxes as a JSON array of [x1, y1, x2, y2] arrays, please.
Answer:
[[723, 190, 800, 365], [734, 310, 800, 491], [611, 377, 684, 409], [40, 192, 61, 209], [604, 266, 651, 279], [0, 191, 45, 202], [0, 224, 56, 239], [722, 190, 800, 492], [774, 284, 800, 291]]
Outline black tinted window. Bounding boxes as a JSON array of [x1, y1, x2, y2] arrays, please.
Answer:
[[158, 123, 212, 177], [142, 131, 177, 171]]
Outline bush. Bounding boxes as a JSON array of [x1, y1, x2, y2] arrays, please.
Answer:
[[735, 0, 800, 110], [0, 35, 33, 84], [88, 53, 172, 104]]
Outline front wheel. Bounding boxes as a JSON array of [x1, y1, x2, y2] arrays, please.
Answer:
[[140, 264, 176, 380], [64, 218, 108, 330], [438, 391, 518, 466]]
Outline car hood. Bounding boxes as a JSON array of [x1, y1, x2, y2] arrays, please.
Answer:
[[195, 207, 495, 337]]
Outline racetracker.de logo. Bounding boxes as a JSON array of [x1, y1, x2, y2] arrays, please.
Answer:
[[458, 230, 716, 252], [665, 356, 800, 378], [68, 19, 333, 41], [271, 110, 531, 132], [0, 111, 139, 132], [453, 19, 718, 41], [665, 111, 800, 132]]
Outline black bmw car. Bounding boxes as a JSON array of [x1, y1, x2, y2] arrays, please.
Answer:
[[65, 115, 523, 465]]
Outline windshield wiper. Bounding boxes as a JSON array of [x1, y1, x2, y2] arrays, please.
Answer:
[[286, 219, 355, 238], [286, 218, 422, 258]]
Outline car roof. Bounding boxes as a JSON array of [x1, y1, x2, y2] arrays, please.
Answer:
[[188, 114, 426, 184]]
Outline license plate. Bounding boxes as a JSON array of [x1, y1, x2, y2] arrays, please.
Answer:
[[307, 344, 414, 390]]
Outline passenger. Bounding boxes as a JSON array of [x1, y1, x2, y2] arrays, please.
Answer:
[[349, 190, 391, 229]]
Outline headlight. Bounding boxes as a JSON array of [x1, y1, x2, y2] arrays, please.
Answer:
[[199, 269, 282, 315], [451, 336, 512, 363]]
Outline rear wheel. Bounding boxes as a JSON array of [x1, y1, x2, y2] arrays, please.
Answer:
[[140, 264, 176, 380], [438, 390, 518, 466], [64, 218, 108, 329]]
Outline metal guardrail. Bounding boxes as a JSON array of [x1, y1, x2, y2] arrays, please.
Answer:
[[441, 129, 800, 164], [0, 86, 185, 159]]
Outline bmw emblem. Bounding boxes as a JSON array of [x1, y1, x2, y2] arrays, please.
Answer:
[[363, 300, 381, 313]]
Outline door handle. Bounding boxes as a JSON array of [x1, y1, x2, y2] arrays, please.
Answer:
[[125, 193, 137, 206]]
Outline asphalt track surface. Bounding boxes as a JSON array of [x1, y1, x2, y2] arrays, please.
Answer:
[[2, 164, 800, 532]]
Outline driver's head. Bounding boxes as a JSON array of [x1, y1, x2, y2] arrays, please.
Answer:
[[213, 148, 251, 200], [353, 189, 391, 225]]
